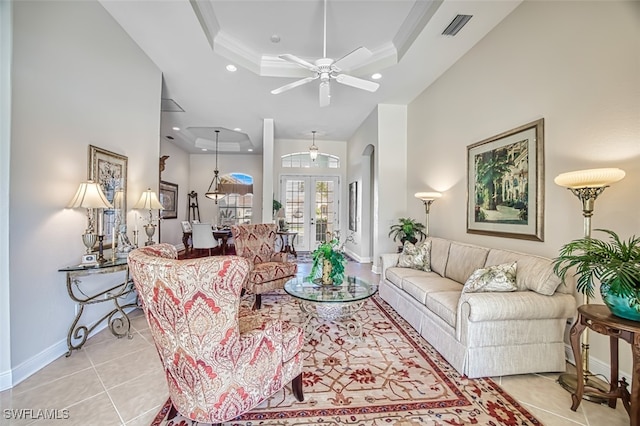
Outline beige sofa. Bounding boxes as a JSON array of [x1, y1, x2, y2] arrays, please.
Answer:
[[379, 237, 576, 378]]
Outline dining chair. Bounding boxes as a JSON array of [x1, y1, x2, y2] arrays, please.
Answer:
[[192, 223, 218, 256]]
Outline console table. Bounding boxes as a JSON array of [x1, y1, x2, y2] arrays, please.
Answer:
[[59, 258, 138, 356], [569, 304, 639, 426]]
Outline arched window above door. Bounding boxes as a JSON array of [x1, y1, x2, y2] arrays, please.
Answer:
[[218, 173, 253, 226], [281, 152, 340, 169]]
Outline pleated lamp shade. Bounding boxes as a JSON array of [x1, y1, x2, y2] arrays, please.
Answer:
[[67, 180, 113, 209], [134, 189, 164, 210]]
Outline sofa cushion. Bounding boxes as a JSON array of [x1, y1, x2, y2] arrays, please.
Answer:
[[444, 243, 489, 284], [402, 275, 462, 304], [426, 291, 461, 328], [428, 237, 451, 276], [485, 249, 563, 296], [385, 267, 430, 290], [462, 262, 518, 293], [398, 240, 432, 271]]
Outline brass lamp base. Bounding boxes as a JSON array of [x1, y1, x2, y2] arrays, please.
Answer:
[[558, 372, 610, 404]]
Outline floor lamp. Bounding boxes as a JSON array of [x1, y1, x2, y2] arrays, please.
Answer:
[[554, 167, 625, 402], [414, 192, 442, 237]]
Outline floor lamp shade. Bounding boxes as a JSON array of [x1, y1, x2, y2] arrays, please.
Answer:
[[414, 191, 442, 237], [554, 168, 625, 188]]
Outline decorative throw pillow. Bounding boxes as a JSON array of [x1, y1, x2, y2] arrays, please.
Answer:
[[462, 261, 518, 293], [398, 240, 432, 272]]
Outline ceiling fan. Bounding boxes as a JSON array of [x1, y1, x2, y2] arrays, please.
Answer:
[[270, 0, 380, 107]]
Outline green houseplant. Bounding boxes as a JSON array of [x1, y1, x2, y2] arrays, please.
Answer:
[[388, 217, 427, 246], [308, 232, 348, 285], [552, 229, 640, 321]]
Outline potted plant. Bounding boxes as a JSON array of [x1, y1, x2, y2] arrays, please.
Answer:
[[308, 232, 348, 285], [273, 199, 282, 218], [388, 217, 427, 247], [553, 229, 640, 321]]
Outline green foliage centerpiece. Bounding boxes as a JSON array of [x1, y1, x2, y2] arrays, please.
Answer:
[[553, 229, 640, 321], [308, 232, 348, 285]]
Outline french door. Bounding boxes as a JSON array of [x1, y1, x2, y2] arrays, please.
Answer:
[[280, 175, 340, 252]]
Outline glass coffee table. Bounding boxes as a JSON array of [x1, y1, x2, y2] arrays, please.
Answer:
[[284, 275, 378, 339]]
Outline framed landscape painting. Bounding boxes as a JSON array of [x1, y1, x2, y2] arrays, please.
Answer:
[[466, 119, 544, 241]]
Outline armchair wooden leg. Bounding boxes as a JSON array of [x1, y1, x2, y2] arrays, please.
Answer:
[[253, 294, 262, 310], [292, 372, 304, 402]]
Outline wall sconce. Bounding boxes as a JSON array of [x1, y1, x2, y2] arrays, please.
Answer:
[[554, 167, 625, 401], [67, 180, 113, 263], [134, 188, 164, 246], [414, 192, 442, 237]]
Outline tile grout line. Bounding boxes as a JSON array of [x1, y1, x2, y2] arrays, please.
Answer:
[[86, 346, 128, 426], [522, 401, 588, 425]]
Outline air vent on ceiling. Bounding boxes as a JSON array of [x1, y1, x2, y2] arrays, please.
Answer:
[[161, 98, 185, 112], [442, 15, 472, 36]]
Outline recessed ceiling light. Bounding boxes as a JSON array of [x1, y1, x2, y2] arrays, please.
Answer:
[[226, 64, 237, 72], [201, 148, 207, 151], [234, 127, 242, 132], [172, 126, 180, 131], [270, 34, 281, 43], [371, 73, 382, 80], [248, 149, 253, 152]]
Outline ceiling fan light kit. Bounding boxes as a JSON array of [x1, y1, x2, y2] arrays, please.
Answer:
[[270, 0, 380, 107]]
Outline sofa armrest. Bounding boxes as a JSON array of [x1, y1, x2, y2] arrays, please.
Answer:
[[458, 291, 576, 323], [270, 252, 288, 263], [380, 253, 400, 280]]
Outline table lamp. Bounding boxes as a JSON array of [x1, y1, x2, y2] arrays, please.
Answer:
[[554, 167, 625, 401], [134, 188, 164, 246], [67, 180, 113, 263]]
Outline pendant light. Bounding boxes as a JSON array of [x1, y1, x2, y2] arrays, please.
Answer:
[[205, 130, 225, 203], [309, 130, 319, 161]]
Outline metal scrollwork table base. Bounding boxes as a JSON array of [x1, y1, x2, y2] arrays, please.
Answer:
[[59, 258, 138, 356]]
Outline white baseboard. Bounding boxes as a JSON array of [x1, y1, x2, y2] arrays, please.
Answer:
[[344, 248, 371, 264], [4, 306, 139, 390], [0, 368, 12, 392], [564, 343, 631, 385]]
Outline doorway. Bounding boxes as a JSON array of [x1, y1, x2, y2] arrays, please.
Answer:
[[280, 175, 340, 252]]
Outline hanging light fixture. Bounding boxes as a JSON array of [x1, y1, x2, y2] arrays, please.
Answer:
[[309, 130, 319, 162], [205, 130, 225, 203]]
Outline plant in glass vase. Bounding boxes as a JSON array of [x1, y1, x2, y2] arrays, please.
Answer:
[[308, 231, 353, 285]]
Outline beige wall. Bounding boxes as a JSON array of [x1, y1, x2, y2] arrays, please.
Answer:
[[8, 0, 161, 383], [407, 1, 639, 377]]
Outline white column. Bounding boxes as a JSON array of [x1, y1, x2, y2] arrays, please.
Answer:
[[262, 119, 275, 224]]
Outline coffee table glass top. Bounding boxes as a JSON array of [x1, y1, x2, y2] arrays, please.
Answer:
[[284, 275, 377, 304]]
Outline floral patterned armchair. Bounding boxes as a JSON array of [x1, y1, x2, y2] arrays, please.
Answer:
[[128, 244, 304, 423], [231, 223, 297, 309]]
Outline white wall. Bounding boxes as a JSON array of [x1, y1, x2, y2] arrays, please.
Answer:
[[9, 0, 161, 383], [347, 109, 379, 262], [0, 0, 13, 390], [407, 1, 640, 378], [189, 153, 263, 226], [160, 139, 190, 247]]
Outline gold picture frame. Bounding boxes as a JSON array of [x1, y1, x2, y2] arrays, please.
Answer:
[[466, 119, 544, 241], [88, 145, 128, 249]]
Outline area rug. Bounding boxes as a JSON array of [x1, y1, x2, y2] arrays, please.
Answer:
[[150, 292, 541, 426]]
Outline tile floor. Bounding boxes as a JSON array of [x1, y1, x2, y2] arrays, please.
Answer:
[[0, 260, 632, 425]]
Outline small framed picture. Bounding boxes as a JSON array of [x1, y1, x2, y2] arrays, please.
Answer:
[[181, 221, 192, 233]]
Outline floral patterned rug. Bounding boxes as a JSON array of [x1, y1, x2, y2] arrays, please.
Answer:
[[150, 292, 541, 425]]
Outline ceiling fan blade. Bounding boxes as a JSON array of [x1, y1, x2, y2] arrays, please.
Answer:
[[271, 76, 317, 95], [333, 47, 373, 72], [278, 54, 317, 71], [319, 81, 330, 107], [335, 74, 379, 92]]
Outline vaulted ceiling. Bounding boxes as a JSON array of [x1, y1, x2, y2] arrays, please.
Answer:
[[100, 0, 521, 154]]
